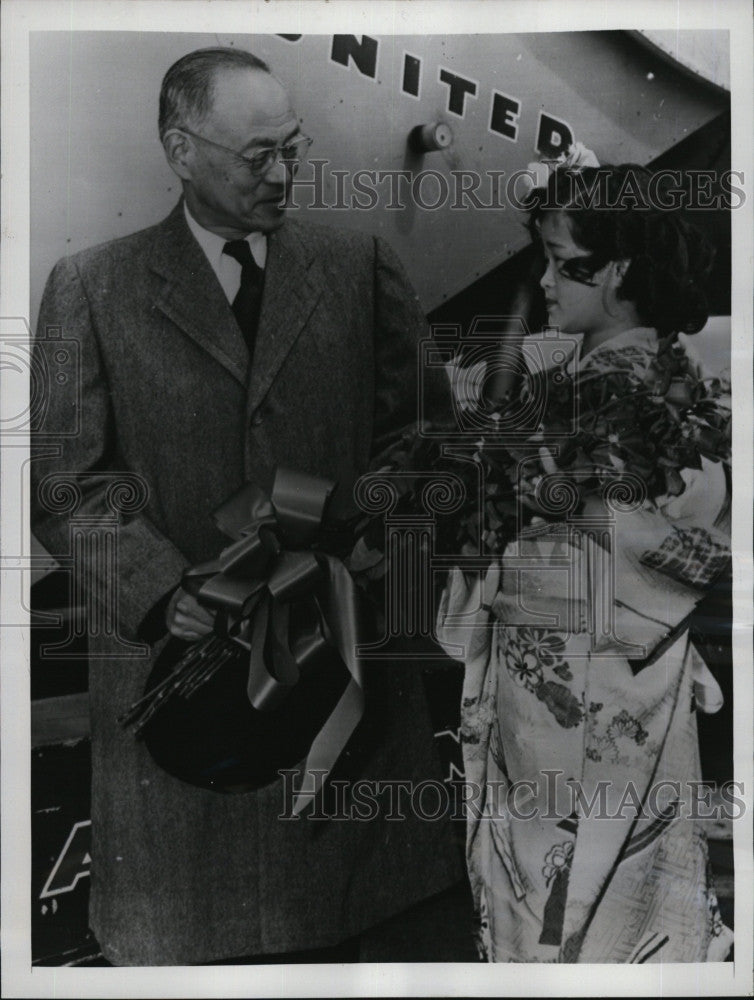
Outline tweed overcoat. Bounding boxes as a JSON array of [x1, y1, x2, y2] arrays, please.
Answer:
[[31, 203, 461, 965]]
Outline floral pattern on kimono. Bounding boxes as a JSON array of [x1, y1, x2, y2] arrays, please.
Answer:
[[437, 328, 733, 963]]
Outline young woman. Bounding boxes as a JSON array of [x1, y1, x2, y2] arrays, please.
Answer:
[[438, 162, 732, 963]]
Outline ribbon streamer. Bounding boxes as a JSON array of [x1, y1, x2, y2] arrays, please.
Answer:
[[183, 467, 366, 814]]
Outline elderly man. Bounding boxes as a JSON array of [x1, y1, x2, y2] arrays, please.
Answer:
[[31, 47, 461, 965]]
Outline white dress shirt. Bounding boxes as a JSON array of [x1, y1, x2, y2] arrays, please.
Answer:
[[183, 202, 267, 304]]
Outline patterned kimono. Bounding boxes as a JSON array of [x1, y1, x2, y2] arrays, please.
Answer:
[[438, 328, 733, 963]]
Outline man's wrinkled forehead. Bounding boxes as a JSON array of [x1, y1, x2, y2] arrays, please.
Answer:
[[208, 67, 297, 135]]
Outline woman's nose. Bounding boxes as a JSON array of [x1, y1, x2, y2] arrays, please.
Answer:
[[540, 260, 554, 289]]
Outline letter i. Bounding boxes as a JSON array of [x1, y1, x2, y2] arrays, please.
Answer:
[[403, 54, 421, 97]]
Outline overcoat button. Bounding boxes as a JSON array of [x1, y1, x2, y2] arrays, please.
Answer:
[[251, 412, 264, 427]]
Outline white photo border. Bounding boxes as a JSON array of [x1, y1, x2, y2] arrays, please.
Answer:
[[2, 1, 752, 997]]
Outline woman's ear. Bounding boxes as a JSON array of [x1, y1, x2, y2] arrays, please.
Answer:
[[612, 258, 632, 288]]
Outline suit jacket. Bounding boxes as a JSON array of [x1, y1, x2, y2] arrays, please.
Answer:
[[31, 203, 461, 965]]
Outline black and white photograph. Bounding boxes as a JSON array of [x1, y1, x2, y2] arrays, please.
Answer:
[[2, 1, 752, 996]]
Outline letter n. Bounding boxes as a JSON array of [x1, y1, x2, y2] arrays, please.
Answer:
[[331, 36, 378, 78]]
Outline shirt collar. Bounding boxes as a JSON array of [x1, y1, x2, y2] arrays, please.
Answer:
[[183, 201, 267, 269]]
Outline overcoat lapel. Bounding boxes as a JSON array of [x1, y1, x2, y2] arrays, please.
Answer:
[[148, 203, 249, 386], [247, 221, 324, 418]]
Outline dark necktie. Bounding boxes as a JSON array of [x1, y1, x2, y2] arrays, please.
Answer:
[[222, 239, 265, 359]]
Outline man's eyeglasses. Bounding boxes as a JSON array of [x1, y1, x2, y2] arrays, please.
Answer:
[[179, 127, 313, 176]]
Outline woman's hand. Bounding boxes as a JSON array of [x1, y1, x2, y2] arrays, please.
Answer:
[[166, 587, 215, 641], [436, 562, 502, 663]]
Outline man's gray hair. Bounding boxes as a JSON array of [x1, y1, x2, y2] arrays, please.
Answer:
[[158, 47, 270, 140]]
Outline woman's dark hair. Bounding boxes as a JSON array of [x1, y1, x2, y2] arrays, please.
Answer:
[[525, 163, 715, 338]]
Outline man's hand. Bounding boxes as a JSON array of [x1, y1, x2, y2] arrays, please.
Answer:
[[166, 587, 215, 640]]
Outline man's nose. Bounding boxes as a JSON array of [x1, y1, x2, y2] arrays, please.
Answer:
[[261, 155, 289, 187]]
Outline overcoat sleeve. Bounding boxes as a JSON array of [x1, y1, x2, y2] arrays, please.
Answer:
[[371, 236, 452, 458], [31, 256, 189, 640]]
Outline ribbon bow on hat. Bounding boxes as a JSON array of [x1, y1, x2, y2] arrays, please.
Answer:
[[123, 467, 369, 815]]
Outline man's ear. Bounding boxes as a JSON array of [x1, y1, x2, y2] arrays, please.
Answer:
[[162, 129, 193, 181]]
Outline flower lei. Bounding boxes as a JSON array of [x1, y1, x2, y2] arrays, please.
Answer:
[[348, 335, 731, 577]]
